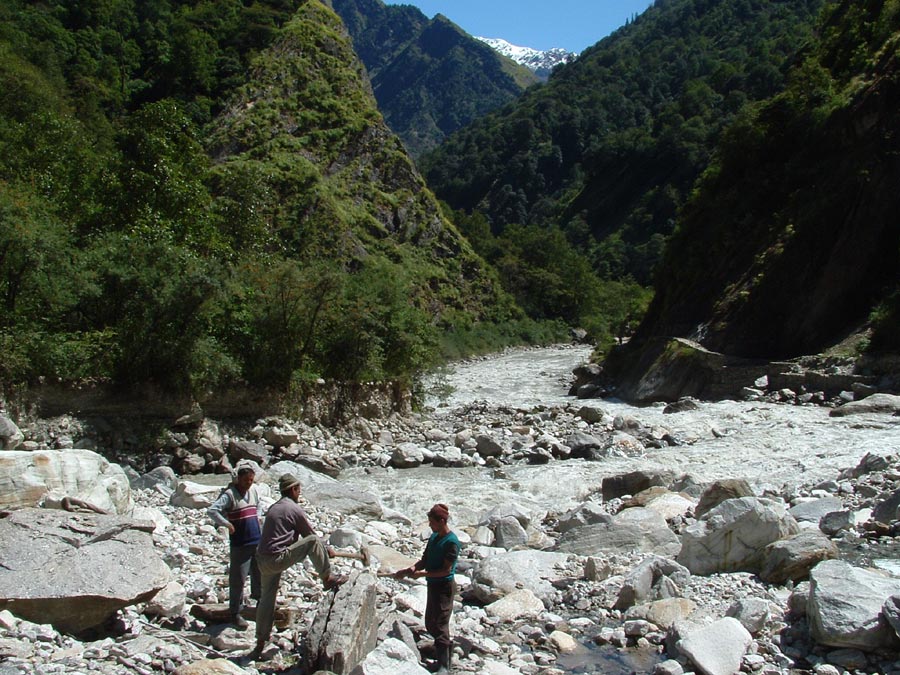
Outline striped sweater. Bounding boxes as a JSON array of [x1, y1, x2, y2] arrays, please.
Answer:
[[208, 484, 262, 548]]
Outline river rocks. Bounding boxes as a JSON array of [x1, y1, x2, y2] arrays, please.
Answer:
[[0, 415, 23, 450], [470, 550, 569, 603], [626, 488, 695, 520], [173, 660, 247, 675], [558, 507, 681, 557], [842, 450, 896, 479], [602, 470, 675, 501], [492, 516, 528, 550], [391, 443, 425, 469], [871, 487, 900, 524], [350, 637, 429, 675], [829, 393, 900, 417], [306, 572, 378, 674], [3, 346, 900, 675], [759, 529, 839, 584], [561, 431, 600, 459], [144, 580, 187, 619], [678, 497, 800, 575], [264, 423, 299, 448], [485, 588, 545, 621], [789, 496, 843, 524], [556, 501, 608, 533], [819, 509, 854, 536], [663, 398, 700, 414], [228, 439, 268, 465], [0, 449, 132, 514], [170, 480, 224, 509], [614, 556, 691, 610], [726, 597, 773, 635], [694, 479, 754, 519], [475, 435, 505, 458], [0, 508, 170, 633], [677, 617, 752, 675], [305, 481, 383, 520], [808, 560, 900, 651], [603, 431, 645, 458]]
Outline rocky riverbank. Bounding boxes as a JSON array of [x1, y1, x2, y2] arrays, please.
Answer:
[[2, 347, 900, 675]]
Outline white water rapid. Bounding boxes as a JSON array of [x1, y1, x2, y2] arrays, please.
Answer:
[[345, 345, 900, 525]]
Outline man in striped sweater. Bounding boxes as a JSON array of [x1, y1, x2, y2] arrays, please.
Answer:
[[208, 463, 262, 629]]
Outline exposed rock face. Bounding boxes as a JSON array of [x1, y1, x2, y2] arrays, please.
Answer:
[[677, 497, 800, 575], [808, 560, 900, 651], [0, 508, 170, 633], [603, 338, 770, 403], [306, 572, 379, 674], [0, 449, 132, 514]]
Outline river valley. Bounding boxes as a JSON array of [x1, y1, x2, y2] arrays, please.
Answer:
[[2, 344, 900, 675]]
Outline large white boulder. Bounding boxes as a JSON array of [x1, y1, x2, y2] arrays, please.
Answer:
[[677, 617, 752, 675], [0, 449, 132, 514], [677, 497, 799, 575], [485, 588, 545, 621], [471, 550, 570, 603], [558, 506, 681, 557]]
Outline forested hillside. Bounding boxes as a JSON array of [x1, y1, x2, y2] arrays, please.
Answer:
[[611, 0, 900, 374], [332, 0, 539, 158], [422, 0, 824, 290], [0, 0, 523, 395]]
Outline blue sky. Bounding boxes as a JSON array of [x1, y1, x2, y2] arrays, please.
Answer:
[[384, 0, 655, 53]]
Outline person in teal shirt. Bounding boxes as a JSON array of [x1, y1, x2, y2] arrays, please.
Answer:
[[396, 503, 460, 674]]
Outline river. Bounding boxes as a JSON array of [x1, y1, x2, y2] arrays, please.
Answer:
[[346, 344, 900, 527]]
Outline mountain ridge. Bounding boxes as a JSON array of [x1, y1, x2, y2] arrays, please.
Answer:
[[331, 0, 540, 157], [475, 37, 576, 79], [0, 0, 519, 392]]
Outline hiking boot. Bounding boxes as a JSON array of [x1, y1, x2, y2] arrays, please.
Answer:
[[231, 613, 248, 630], [323, 574, 349, 591]]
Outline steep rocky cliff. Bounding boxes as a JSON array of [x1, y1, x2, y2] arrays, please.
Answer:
[[605, 0, 900, 400]]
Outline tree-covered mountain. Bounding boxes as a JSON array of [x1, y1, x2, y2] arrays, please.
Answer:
[[331, 0, 539, 158], [605, 0, 900, 390], [0, 0, 522, 394], [421, 0, 825, 287]]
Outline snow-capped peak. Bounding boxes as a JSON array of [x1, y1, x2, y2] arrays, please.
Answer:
[[476, 37, 576, 77]]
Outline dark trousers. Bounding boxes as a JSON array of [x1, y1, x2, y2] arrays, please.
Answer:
[[229, 544, 261, 615], [425, 579, 456, 649]]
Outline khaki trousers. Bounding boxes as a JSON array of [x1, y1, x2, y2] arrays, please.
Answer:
[[254, 535, 331, 645]]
